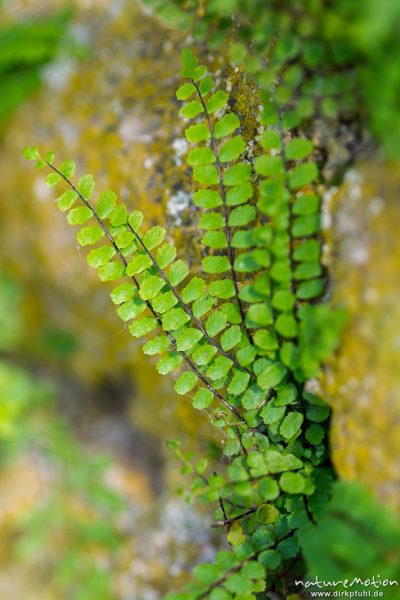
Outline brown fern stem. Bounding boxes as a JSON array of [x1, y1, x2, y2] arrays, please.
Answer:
[[211, 505, 258, 528]]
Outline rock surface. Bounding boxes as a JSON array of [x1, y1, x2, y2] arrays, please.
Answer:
[[322, 163, 400, 513]]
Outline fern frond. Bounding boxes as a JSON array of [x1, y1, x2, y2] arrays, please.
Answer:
[[23, 39, 348, 598], [124, 217, 254, 375], [24, 149, 247, 424], [255, 99, 325, 380], [179, 50, 255, 346]]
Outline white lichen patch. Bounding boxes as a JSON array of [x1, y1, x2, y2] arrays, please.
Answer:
[[167, 189, 192, 225], [172, 137, 188, 166]]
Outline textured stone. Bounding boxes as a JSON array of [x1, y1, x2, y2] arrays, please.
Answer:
[[321, 163, 400, 513]]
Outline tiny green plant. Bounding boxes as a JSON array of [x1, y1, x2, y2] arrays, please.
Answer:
[[24, 48, 346, 598]]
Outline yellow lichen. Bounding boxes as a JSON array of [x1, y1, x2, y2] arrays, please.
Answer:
[[321, 162, 400, 513]]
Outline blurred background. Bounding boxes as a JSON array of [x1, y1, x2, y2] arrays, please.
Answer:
[[0, 1, 221, 598], [1, 0, 400, 598]]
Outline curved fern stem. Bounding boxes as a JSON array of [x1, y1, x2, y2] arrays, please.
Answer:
[[44, 160, 246, 423], [125, 221, 254, 377], [192, 79, 253, 345]]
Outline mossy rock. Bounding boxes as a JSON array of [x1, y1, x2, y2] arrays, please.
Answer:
[[0, 0, 197, 439], [321, 162, 400, 513]]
